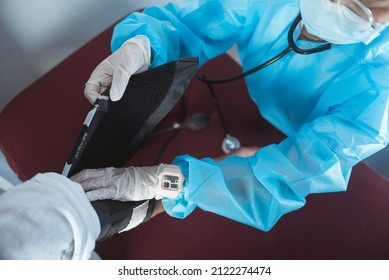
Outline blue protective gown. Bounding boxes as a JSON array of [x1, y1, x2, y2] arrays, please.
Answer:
[[111, 0, 389, 231]]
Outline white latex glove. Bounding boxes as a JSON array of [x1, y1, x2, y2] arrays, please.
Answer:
[[71, 164, 167, 201], [84, 35, 151, 104]]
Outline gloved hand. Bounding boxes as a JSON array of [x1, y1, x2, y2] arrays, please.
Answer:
[[71, 164, 174, 201], [84, 35, 151, 104]]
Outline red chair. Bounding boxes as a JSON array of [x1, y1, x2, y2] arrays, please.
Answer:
[[1, 25, 388, 260]]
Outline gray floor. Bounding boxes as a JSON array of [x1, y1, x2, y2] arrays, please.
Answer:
[[0, 150, 21, 185]]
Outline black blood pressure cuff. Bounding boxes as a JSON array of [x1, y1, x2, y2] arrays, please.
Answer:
[[63, 58, 198, 241], [64, 58, 199, 177], [92, 199, 155, 241]]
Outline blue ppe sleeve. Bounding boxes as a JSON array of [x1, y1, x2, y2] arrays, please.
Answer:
[[111, 0, 247, 67], [163, 63, 389, 231]]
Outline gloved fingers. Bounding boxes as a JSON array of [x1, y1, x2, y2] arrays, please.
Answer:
[[127, 35, 152, 70], [70, 169, 106, 187], [135, 63, 149, 74], [85, 188, 116, 202], [84, 35, 151, 103], [84, 61, 114, 104], [77, 179, 110, 192], [84, 83, 103, 104], [109, 68, 130, 102]]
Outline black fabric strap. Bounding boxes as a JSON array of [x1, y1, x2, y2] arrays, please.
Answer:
[[93, 198, 155, 241]]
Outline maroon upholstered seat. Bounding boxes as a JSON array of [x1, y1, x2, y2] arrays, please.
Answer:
[[1, 25, 388, 260]]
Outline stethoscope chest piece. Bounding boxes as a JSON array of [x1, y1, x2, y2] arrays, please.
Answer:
[[222, 134, 241, 154]]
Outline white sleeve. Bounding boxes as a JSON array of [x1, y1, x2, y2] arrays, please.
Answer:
[[0, 173, 101, 259]]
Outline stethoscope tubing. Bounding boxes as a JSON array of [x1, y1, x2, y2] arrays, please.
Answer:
[[150, 14, 334, 157], [196, 13, 333, 152], [197, 14, 332, 84]]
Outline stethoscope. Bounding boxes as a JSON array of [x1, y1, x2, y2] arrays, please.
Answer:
[[198, 14, 332, 84], [153, 14, 333, 160]]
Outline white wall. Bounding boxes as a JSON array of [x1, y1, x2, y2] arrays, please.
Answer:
[[0, 0, 182, 112]]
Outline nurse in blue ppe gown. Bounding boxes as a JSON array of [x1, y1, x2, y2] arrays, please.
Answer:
[[109, 0, 389, 231]]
